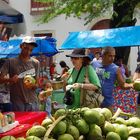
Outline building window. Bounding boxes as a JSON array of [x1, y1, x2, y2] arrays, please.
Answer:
[[30, 0, 53, 15]]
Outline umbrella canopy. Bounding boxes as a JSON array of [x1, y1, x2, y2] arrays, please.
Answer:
[[60, 26, 140, 50], [0, 36, 59, 58], [0, 0, 23, 24]]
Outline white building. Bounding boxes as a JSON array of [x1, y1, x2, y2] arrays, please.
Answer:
[[5, 0, 140, 74]]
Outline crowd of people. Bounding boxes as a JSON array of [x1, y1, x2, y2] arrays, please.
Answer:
[[0, 36, 139, 116]]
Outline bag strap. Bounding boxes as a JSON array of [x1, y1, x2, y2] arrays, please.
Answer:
[[74, 66, 83, 83], [84, 66, 101, 94], [67, 66, 83, 83], [83, 66, 89, 83]]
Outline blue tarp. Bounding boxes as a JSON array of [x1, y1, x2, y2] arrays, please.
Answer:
[[0, 14, 23, 24], [60, 26, 140, 50], [0, 37, 59, 58]]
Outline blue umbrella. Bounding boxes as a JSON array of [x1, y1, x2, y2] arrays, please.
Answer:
[[0, 37, 59, 58]]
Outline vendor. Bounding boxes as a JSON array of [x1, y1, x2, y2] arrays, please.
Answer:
[[0, 36, 40, 111]]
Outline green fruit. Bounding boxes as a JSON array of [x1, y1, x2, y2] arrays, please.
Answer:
[[83, 109, 100, 124], [26, 125, 46, 138], [98, 113, 105, 126], [125, 78, 132, 83], [112, 123, 120, 132], [80, 107, 90, 116], [91, 107, 102, 112], [16, 137, 26, 140], [41, 118, 53, 129], [100, 108, 112, 121], [127, 126, 134, 132], [115, 117, 126, 125], [54, 109, 66, 119], [115, 124, 129, 140], [75, 119, 89, 135], [106, 132, 121, 140], [52, 121, 67, 135], [67, 125, 80, 140], [1, 136, 16, 140], [133, 80, 140, 91], [129, 128, 140, 140], [127, 117, 140, 128], [58, 134, 74, 140], [103, 121, 115, 135], [26, 136, 41, 140], [87, 124, 102, 140]]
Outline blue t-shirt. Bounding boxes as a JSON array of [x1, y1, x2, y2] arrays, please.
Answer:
[[92, 62, 118, 107]]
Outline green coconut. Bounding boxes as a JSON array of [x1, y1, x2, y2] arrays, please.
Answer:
[[106, 132, 121, 140], [1, 136, 16, 140], [26, 125, 46, 138]]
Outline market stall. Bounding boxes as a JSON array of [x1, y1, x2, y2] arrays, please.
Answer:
[[0, 36, 58, 137], [60, 26, 140, 114]]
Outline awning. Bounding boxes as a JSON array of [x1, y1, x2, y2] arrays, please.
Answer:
[[0, 1, 23, 24], [60, 26, 140, 50]]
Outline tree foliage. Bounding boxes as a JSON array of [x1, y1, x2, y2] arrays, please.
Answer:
[[35, 0, 115, 25]]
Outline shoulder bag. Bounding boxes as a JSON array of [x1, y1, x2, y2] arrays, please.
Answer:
[[80, 66, 104, 108]]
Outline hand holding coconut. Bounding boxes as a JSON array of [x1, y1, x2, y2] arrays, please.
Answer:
[[23, 75, 36, 89], [38, 83, 53, 101]]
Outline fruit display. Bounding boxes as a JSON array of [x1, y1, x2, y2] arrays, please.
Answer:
[[1, 108, 140, 140]]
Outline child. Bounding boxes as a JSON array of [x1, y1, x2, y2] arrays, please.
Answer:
[[38, 77, 53, 116]]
